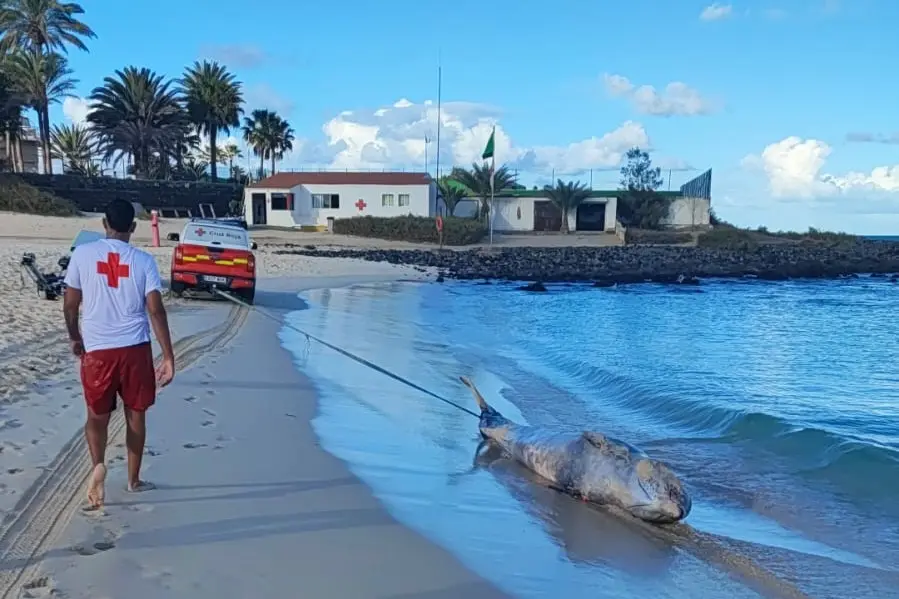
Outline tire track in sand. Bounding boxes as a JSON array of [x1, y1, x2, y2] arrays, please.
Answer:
[[0, 303, 248, 598]]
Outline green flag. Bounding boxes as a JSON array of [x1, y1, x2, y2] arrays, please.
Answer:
[[481, 127, 495, 160]]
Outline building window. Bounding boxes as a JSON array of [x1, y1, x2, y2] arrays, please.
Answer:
[[271, 193, 291, 211], [398, 193, 410, 207], [381, 193, 395, 207], [312, 193, 340, 209]]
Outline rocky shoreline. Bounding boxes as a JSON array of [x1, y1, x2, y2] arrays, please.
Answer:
[[272, 241, 899, 285]]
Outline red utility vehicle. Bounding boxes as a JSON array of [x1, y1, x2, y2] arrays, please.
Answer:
[[170, 219, 257, 304]]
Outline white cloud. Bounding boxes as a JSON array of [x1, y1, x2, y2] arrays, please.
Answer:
[[244, 83, 295, 117], [742, 136, 899, 200], [199, 44, 268, 69], [286, 98, 653, 177], [700, 3, 733, 21], [602, 74, 717, 117], [62, 96, 90, 125]]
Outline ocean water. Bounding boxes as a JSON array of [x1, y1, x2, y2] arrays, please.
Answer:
[[279, 278, 899, 598]]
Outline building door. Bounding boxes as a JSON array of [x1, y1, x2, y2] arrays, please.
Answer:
[[533, 201, 562, 232], [576, 202, 606, 231], [251, 193, 267, 225]]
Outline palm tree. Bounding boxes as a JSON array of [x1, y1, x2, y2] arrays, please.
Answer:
[[242, 109, 294, 177], [220, 141, 241, 180], [0, 64, 29, 172], [87, 66, 188, 179], [544, 179, 592, 233], [450, 162, 517, 221], [180, 60, 243, 181], [4, 50, 76, 173], [270, 114, 293, 174], [50, 121, 93, 173], [0, 0, 96, 55], [437, 176, 466, 216]]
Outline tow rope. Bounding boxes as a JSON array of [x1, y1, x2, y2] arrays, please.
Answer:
[[209, 287, 480, 419]]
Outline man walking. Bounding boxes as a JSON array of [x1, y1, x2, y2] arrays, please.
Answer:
[[63, 199, 176, 509]]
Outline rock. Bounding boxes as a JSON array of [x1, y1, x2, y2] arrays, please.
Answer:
[[272, 241, 899, 287], [519, 281, 547, 292]]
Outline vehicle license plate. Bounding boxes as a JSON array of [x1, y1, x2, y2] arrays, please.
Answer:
[[203, 275, 228, 284]]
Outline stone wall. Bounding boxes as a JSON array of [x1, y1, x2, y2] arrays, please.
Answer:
[[18, 173, 243, 217]]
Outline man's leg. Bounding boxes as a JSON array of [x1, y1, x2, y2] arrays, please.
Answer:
[[80, 351, 117, 509], [123, 407, 150, 490], [120, 343, 157, 492]]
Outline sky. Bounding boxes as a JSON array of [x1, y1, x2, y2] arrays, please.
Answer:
[[48, 0, 899, 234]]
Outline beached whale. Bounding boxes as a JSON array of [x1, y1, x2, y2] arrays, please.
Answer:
[[460, 376, 691, 524]]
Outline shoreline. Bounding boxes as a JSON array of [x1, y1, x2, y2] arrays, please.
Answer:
[[273, 242, 899, 285], [0, 273, 508, 599]]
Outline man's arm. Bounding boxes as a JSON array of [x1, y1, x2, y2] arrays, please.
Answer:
[[147, 291, 174, 362], [62, 250, 84, 356], [63, 287, 84, 355], [145, 257, 175, 386]]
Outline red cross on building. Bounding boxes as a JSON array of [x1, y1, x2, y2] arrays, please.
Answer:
[[355, 199, 367, 212], [97, 252, 130, 288]]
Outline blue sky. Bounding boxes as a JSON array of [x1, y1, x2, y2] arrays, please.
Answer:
[[50, 0, 899, 234]]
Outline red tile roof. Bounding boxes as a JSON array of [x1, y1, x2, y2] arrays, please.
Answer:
[[250, 171, 432, 188]]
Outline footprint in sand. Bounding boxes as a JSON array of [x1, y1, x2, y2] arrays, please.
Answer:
[[144, 448, 160, 457], [183, 396, 197, 403], [201, 408, 216, 417], [72, 541, 116, 556], [183, 442, 207, 449], [201, 420, 215, 427], [206, 390, 215, 396], [21, 576, 55, 598], [124, 503, 154, 513], [7, 467, 23, 475]]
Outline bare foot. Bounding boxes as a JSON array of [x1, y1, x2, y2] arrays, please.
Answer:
[[86, 464, 107, 509], [126, 480, 156, 493]]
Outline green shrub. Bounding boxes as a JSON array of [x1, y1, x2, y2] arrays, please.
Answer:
[[332, 215, 487, 245], [625, 228, 692, 245], [0, 175, 79, 216], [697, 227, 758, 250]]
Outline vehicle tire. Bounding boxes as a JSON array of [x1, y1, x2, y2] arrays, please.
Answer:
[[237, 287, 255, 305], [170, 280, 186, 298]]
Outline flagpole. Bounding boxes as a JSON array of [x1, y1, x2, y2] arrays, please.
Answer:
[[489, 151, 495, 246], [435, 51, 442, 181]]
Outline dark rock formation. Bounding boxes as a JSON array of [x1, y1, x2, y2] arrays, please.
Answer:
[[273, 240, 899, 285]]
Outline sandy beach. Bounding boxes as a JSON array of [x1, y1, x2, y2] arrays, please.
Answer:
[[0, 212, 511, 598]]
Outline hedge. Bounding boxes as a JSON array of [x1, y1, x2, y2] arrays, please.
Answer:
[[332, 215, 487, 245], [0, 175, 79, 216]]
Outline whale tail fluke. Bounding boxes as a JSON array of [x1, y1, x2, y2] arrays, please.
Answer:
[[459, 376, 491, 413]]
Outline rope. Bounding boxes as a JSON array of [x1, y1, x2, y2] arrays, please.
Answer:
[[210, 287, 480, 419]]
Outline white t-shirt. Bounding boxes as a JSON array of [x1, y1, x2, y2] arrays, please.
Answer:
[[64, 238, 163, 352]]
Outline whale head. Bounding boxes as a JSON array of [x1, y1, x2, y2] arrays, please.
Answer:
[[628, 458, 692, 524]]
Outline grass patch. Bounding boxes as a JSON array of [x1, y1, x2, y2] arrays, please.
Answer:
[[625, 228, 693, 245], [332, 215, 487, 245], [0, 175, 79, 216], [698, 225, 857, 249]]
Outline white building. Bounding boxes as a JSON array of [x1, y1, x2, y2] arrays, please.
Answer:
[[244, 171, 436, 230], [243, 168, 711, 233], [450, 191, 619, 232]]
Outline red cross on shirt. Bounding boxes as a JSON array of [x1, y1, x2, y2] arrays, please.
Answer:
[[97, 252, 130, 288]]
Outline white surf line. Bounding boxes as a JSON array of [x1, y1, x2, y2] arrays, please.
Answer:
[[0, 302, 248, 598]]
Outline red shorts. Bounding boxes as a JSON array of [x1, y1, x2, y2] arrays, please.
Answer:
[[80, 342, 156, 414]]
